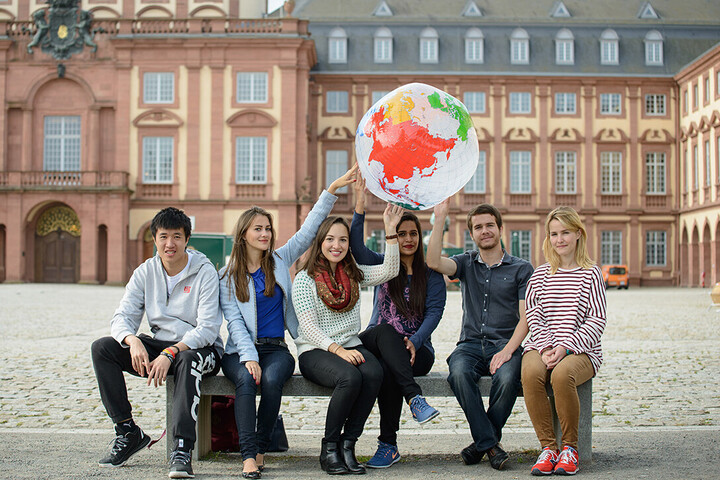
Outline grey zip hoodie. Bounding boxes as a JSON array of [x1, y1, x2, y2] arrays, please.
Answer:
[[110, 250, 224, 352]]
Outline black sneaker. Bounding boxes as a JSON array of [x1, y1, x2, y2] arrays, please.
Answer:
[[168, 449, 194, 478], [98, 426, 151, 467], [485, 444, 509, 470], [461, 442, 484, 465]]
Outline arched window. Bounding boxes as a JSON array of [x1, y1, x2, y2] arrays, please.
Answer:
[[555, 28, 574, 65], [644, 30, 663, 66], [419, 27, 439, 63], [600, 29, 619, 65], [465, 27, 484, 64], [328, 27, 347, 64], [374, 27, 393, 63], [510, 28, 529, 64]]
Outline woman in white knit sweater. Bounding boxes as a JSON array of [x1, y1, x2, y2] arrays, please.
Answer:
[[292, 203, 403, 475]]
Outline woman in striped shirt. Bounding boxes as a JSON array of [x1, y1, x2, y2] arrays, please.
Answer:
[[522, 206, 607, 476]]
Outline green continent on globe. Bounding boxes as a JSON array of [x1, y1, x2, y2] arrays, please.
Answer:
[[427, 91, 473, 141]]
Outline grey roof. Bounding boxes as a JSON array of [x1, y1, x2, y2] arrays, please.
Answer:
[[293, 0, 720, 76]]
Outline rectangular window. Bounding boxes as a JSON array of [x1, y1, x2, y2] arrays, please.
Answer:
[[143, 72, 174, 104], [420, 38, 438, 63], [694, 84, 699, 109], [600, 93, 622, 114], [694, 145, 699, 189], [601, 40, 618, 65], [464, 231, 475, 252], [43, 116, 81, 171], [600, 151, 622, 194], [705, 140, 711, 187], [235, 137, 267, 184], [511, 39, 529, 64], [371, 229, 387, 254], [601, 231, 623, 265], [371, 90, 390, 104], [555, 151, 576, 194], [236, 72, 268, 103], [510, 151, 532, 194], [555, 92, 576, 114], [326, 150, 348, 193], [684, 89, 688, 115], [465, 151, 486, 193], [705, 77, 711, 103], [511, 230, 532, 262], [645, 231, 666, 266], [142, 137, 173, 183], [463, 91, 486, 114], [326, 91, 349, 113], [509, 92, 531, 114], [645, 152, 666, 194], [556, 40, 573, 64], [645, 94, 666, 115], [465, 38, 483, 63], [645, 41, 663, 65], [374, 38, 392, 63], [328, 37, 347, 63]]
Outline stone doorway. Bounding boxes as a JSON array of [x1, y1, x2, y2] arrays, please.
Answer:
[[34, 206, 81, 283]]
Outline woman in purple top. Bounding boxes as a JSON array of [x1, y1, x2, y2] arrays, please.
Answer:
[[349, 176, 447, 468]]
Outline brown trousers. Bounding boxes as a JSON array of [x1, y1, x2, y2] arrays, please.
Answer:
[[521, 350, 593, 450]]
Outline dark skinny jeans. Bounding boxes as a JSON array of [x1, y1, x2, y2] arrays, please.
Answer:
[[360, 323, 434, 446], [298, 345, 383, 443], [221, 344, 295, 460]]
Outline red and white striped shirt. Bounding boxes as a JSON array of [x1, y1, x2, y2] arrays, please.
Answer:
[[524, 263, 607, 374]]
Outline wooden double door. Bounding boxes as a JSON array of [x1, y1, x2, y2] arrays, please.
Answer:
[[36, 229, 79, 283]]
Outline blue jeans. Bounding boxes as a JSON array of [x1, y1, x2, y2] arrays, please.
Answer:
[[221, 344, 295, 460], [447, 341, 522, 452]]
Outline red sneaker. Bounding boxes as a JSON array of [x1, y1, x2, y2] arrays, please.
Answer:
[[530, 447, 559, 476], [554, 446, 579, 475]]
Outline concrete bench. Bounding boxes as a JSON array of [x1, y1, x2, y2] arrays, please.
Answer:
[[166, 373, 592, 464]]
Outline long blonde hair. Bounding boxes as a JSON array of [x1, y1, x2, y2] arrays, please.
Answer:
[[221, 207, 277, 302], [542, 206, 594, 274]]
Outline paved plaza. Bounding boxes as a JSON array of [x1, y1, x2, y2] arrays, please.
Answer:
[[1, 283, 719, 478]]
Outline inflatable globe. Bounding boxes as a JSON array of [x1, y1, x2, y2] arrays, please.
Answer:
[[355, 82, 479, 210]]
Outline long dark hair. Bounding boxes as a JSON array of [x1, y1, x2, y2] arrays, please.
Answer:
[[299, 216, 364, 283], [387, 213, 427, 320], [221, 206, 277, 303]]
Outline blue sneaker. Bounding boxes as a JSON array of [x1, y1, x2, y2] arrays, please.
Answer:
[[366, 441, 401, 469], [408, 394, 439, 424]]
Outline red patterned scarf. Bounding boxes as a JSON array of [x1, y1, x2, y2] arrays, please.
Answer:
[[314, 261, 359, 313]]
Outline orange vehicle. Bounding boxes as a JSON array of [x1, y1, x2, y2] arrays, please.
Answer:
[[601, 264, 629, 289]]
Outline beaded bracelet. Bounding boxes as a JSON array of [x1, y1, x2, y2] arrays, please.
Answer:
[[161, 351, 175, 363]]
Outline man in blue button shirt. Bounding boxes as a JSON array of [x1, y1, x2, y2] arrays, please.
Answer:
[[427, 199, 533, 471]]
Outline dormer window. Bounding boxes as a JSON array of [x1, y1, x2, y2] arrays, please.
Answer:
[[511, 28, 529, 65], [420, 27, 439, 64], [465, 27, 484, 64], [644, 30, 663, 66], [555, 28, 574, 65], [328, 27, 347, 64], [600, 29, 619, 65], [374, 27, 393, 63]]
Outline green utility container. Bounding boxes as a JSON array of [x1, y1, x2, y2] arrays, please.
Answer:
[[187, 233, 234, 271]]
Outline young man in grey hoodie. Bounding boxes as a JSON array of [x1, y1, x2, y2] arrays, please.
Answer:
[[91, 207, 223, 479]]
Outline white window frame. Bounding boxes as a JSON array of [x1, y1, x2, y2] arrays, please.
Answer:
[[693, 144, 699, 190], [374, 28, 393, 63], [509, 92, 531, 114], [465, 151, 486, 193], [236, 72, 268, 103], [463, 91, 486, 114], [645, 94, 666, 115], [143, 72, 174, 104], [43, 115, 81, 171], [511, 230, 532, 263], [601, 231, 623, 265], [326, 90, 349, 113], [644, 31, 663, 66], [510, 151, 532, 194], [705, 77, 711, 104], [326, 150, 349, 193], [645, 231, 666, 266], [419, 27, 439, 64], [705, 140, 711, 187], [235, 137, 267, 184], [600, 29, 619, 65], [600, 93, 622, 115], [601, 151, 622, 194], [511, 28, 529, 65], [371, 90, 390, 104], [328, 27, 347, 64], [465, 27, 484, 64], [142, 136, 174, 184], [463, 231, 475, 252], [555, 29, 574, 65], [645, 152, 666, 194], [555, 151, 576, 194], [555, 92, 576, 114]]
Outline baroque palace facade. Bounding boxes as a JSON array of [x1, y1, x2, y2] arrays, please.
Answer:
[[0, 0, 719, 286]]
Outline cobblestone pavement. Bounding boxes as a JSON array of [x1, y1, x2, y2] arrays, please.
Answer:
[[1, 284, 719, 434]]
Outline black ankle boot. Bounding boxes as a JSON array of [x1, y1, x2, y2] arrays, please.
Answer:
[[320, 439, 349, 475], [341, 439, 366, 474]]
